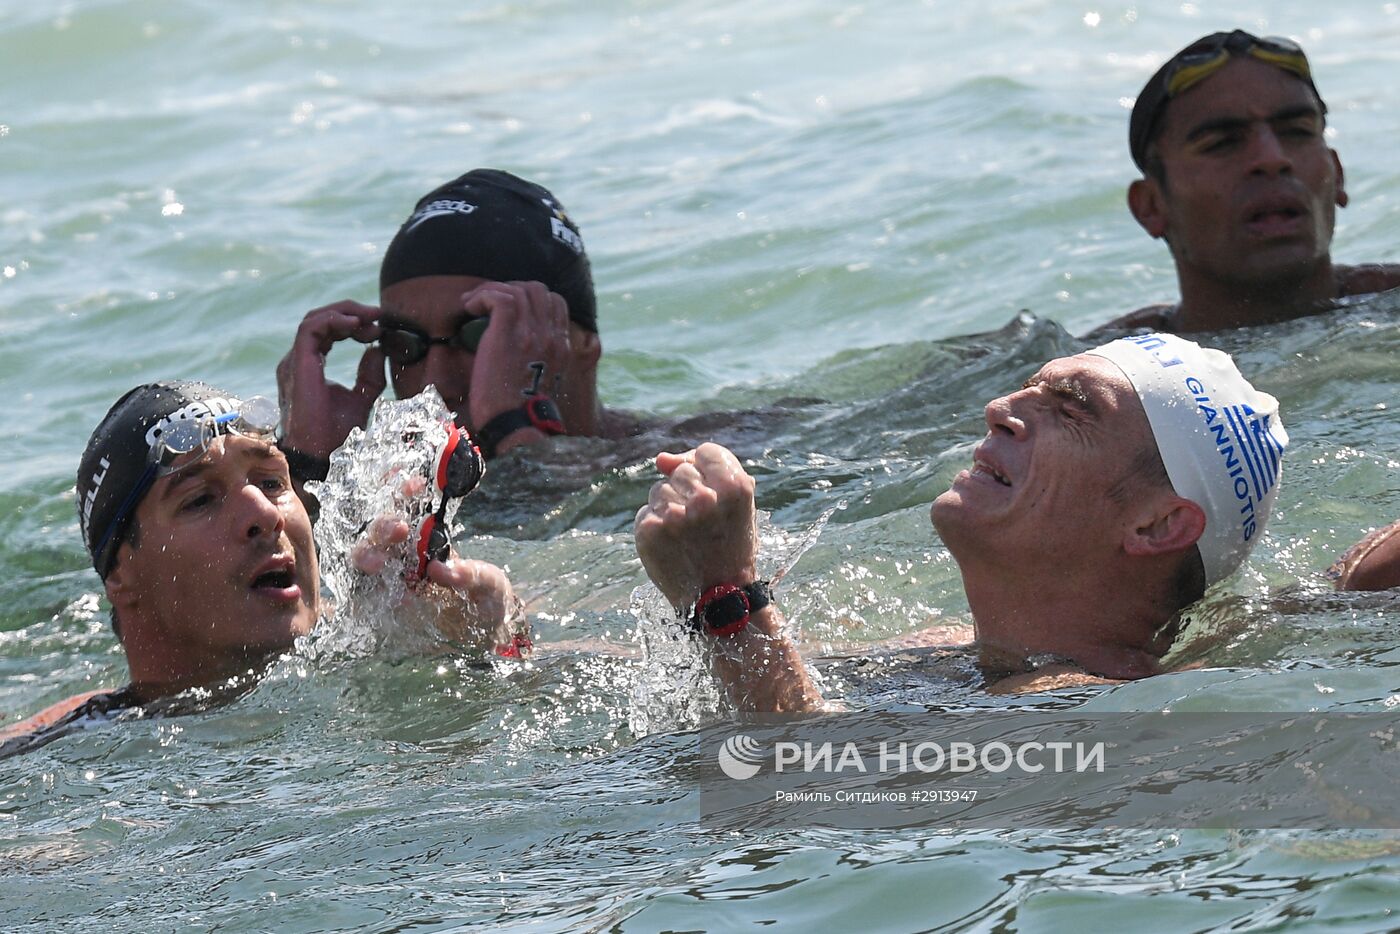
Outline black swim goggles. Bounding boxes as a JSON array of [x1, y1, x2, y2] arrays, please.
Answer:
[[414, 421, 486, 578], [379, 315, 491, 368], [92, 396, 281, 568], [1129, 30, 1323, 171]]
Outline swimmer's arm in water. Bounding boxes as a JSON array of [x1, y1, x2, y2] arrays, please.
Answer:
[[0, 689, 110, 746], [1329, 519, 1400, 592], [1334, 263, 1400, 299], [707, 604, 829, 713], [635, 443, 825, 714], [985, 665, 1123, 695], [353, 514, 524, 651]]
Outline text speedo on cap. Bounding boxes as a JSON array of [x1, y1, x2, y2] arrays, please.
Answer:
[[1086, 333, 1288, 586], [379, 168, 598, 333], [77, 381, 244, 578]]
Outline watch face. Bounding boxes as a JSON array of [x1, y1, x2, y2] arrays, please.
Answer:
[[525, 396, 565, 434]]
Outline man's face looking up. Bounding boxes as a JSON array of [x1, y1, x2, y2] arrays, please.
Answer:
[[931, 353, 1163, 569]]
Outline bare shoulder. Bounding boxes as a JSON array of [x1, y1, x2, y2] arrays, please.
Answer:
[[872, 623, 976, 652], [0, 689, 112, 747], [1083, 303, 1176, 340], [1336, 264, 1400, 299], [1329, 520, 1400, 592], [598, 407, 650, 440], [987, 664, 1122, 695]]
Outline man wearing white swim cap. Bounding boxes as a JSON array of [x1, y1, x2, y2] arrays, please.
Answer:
[[633, 334, 1287, 710]]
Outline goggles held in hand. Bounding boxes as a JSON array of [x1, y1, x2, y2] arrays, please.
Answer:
[[414, 421, 487, 578]]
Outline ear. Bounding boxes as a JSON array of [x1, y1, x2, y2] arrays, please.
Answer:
[[569, 324, 602, 369], [1128, 178, 1169, 239], [103, 545, 141, 615], [1123, 496, 1206, 558], [1331, 149, 1348, 209]]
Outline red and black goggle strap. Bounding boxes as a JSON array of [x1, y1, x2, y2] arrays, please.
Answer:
[[415, 423, 486, 578]]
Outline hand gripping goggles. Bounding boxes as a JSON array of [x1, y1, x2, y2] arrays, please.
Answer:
[[414, 422, 486, 578]]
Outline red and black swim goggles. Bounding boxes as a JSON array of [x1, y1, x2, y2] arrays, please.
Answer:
[[379, 314, 490, 368], [1129, 30, 1324, 172], [414, 422, 486, 578]]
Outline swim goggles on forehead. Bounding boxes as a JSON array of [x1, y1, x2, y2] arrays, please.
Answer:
[[146, 396, 280, 475], [379, 315, 491, 368], [1129, 30, 1324, 171], [1165, 31, 1311, 96], [414, 421, 486, 579], [92, 396, 280, 569]]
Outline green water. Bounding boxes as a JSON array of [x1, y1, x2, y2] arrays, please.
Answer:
[[3, 1, 1400, 930]]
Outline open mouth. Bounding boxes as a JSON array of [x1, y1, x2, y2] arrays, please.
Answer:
[[1244, 196, 1307, 236], [972, 458, 1012, 487], [252, 568, 295, 589], [250, 560, 297, 591], [1249, 206, 1301, 224]]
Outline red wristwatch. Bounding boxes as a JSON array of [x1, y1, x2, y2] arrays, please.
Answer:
[[476, 395, 565, 459], [691, 580, 773, 638]]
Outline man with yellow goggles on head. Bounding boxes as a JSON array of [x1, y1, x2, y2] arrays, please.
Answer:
[[1090, 29, 1400, 337]]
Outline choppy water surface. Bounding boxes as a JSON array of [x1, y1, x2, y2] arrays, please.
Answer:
[[3, 0, 1400, 930]]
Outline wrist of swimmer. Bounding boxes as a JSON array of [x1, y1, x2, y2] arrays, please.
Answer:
[[491, 425, 548, 456]]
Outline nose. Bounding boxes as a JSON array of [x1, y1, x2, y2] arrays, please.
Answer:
[[1247, 125, 1292, 176], [421, 345, 475, 416], [984, 391, 1028, 438], [242, 482, 287, 541]]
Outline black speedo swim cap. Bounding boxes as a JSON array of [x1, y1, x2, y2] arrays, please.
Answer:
[[379, 168, 597, 333], [77, 381, 244, 578]]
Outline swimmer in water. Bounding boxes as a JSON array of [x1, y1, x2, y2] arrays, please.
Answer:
[[1090, 30, 1400, 336], [634, 333, 1290, 709], [1, 381, 519, 756], [276, 169, 641, 487]]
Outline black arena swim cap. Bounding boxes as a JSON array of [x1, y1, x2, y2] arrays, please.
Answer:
[[379, 168, 598, 333], [77, 381, 244, 578]]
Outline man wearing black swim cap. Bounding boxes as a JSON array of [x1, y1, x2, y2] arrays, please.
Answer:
[[277, 169, 637, 483], [2, 380, 519, 756], [1091, 30, 1400, 335]]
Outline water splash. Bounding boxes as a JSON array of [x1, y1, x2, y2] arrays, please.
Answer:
[[304, 388, 471, 661], [626, 501, 844, 736]]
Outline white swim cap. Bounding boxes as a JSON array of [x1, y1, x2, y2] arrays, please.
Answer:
[[1086, 333, 1288, 585]]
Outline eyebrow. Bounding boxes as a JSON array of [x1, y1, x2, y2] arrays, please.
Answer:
[[1184, 103, 1322, 143], [378, 312, 488, 335], [377, 314, 426, 331], [157, 444, 285, 500], [1023, 375, 1099, 415]]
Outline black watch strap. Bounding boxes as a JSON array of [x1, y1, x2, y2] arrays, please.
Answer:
[[277, 440, 331, 483], [476, 395, 565, 459], [691, 580, 773, 638]]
